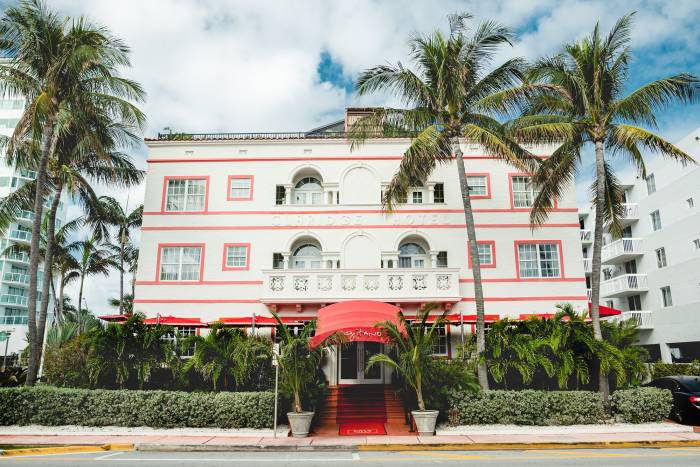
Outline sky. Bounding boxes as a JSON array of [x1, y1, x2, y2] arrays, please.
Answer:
[[27, 0, 700, 313]]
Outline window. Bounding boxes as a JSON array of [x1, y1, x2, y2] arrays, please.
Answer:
[[411, 190, 423, 204], [228, 176, 253, 200], [223, 244, 249, 270], [655, 247, 667, 269], [165, 178, 206, 212], [433, 183, 445, 203], [162, 327, 197, 357], [431, 324, 449, 356], [469, 241, 495, 268], [294, 177, 323, 205], [650, 210, 662, 231], [467, 175, 489, 197], [272, 253, 284, 269], [292, 244, 321, 269], [275, 186, 286, 205], [661, 286, 673, 307], [398, 242, 428, 268], [628, 295, 642, 311], [694, 239, 700, 250], [511, 176, 540, 208], [517, 242, 561, 278], [646, 174, 656, 194], [687, 197, 695, 209], [159, 246, 202, 281], [436, 251, 448, 268]]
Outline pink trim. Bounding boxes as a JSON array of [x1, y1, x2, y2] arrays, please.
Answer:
[[508, 173, 558, 211], [465, 173, 492, 199], [222, 243, 251, 271], [459, 277, 585, 283], [227, 175, 254, 201], [147, 155, 551, 164], [143, 207, 578, 216], [513, 239, 566, 281], [143, 223, 580, 232], [161, 176, 210, 213], [134, 298, 261, 304], [461, 296, 588, 302], [155, 242, 206, 283], [467, 240, 496, 268], [136, 280, 262, 286]]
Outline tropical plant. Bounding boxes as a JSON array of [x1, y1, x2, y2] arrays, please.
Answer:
[[90, 197, 143, 314], [183, 323, 271, 391], [123, 241, 139, 301], [74, 237, 118, 325], [350, 13, 539, 389], [510, 13, 699, 401], [108, 294, 133, 315], [366, 303, 451, 411], [0, 0, 145, 384]]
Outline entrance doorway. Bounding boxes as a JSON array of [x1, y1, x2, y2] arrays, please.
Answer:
[[339, 342, 383, 384]]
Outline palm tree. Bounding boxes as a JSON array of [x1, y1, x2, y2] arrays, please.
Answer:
[[123, 241, 139, 302], [108, 294, 133, 315], [0, 0, 145, 384], [510, 13, 699, 402], [74, 237, 118, 327], [366, 304, 451, 412], [350, 13, 539, 390], [91, 197, 143, 314]]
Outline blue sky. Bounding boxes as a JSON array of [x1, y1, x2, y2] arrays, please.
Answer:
[[21, 0, 700, 310]]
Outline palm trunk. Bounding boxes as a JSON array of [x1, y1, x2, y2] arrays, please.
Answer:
[[592, 140, 610, 404], [119, 231, 125, 314], [454, 141, 489, 390], [35, 183, 63, 378], [77, 274, 85, 333], [130, 273, 136, 310], [294, 391, 302, 413], [25, 116, 56, 386], [415, 374, 425, 411], [57, 274, 66, 323]]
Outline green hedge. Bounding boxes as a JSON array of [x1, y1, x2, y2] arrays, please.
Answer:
[[611, 387, 673, 423], [0, 387, 274, 429], [651, 361, 700, 379], [448, 389, 674, 425], [447, 390, 605, 425]]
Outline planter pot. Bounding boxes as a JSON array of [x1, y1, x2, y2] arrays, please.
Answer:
[[411, 410, 439, 436], [287, 411, 315, 438]]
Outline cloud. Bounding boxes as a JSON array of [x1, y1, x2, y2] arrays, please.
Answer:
[[42, 0, 700, 312]]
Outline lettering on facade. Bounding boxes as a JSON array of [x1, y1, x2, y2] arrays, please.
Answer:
[[342, 328, 387, 342], [271, 213, 447, 227]]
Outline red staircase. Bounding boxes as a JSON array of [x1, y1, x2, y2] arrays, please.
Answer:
[[315, 385, 409, 435]]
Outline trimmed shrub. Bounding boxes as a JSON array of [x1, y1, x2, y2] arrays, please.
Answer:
[[611, 387, 673, 423], [651, 361, 700, 379], [447, 390, 605, 426], [0, 387, 274, 429]]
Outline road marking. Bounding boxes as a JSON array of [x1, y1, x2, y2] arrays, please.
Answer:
[[352, 452, 360, 460], [94, 451, 123, 460]]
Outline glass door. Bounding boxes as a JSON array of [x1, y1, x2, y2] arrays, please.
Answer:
[[339, 342, 383, 384]]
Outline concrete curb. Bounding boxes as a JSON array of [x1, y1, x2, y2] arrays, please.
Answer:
[[135, 439, 700, 452], [0, 444, 134, 457]]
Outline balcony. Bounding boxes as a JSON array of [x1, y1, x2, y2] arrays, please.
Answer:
[[602, 238, 643, 265], [601, 274, 648, 298], [587, 288, 592, 301], [3, 272, 29, 285], [4, 250, 29, 264], [583, 258, 592, 275], [18, 169, 37, 179], [8, 230, 31, 242], [16, 209, 34, 223], [610, 310, 653, 330], [580, 229, 592, 245], [0, 294, 28, 307], [619, 203, 639, 227], [0, 315, 28, 325], [261, 268, 461, 303]]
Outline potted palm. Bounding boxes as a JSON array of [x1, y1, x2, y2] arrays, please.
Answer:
[[271, 311, 344, 438], [365, 304, 448, 436]]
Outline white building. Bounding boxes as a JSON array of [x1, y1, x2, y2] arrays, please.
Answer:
[[133, 108, 589, 386], [0, 92, 67, 364], [579, 127, 700, 363]]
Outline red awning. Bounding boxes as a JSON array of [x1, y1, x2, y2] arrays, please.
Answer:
[[142, 316, 206, 327], [310, 300, 402, 348], [97, 314, 129, 322], [588, 303, 623, 317], [217, 316, 309, 326], [404, 313, 500, 324]]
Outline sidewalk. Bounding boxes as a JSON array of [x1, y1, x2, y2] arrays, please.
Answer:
[[2, 424, 700, 451]]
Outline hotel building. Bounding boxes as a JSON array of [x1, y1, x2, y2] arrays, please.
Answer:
[[134, 108, 588, 385]]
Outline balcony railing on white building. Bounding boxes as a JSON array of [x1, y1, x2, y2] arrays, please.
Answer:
[[620, 203, 639, 224], [610, 310, 653, 330], [601, 274, 648, 298], [3, 272, 29, 285], [0, 294, 28, 306], [580, 229, 592, 244], [4, 250, 29, 263], [583, 258, 592, 274], [601, 238, 643, 264], [0, 315, 28, 325], [261, 268, 461, 303], [16, 210, 35, 222], [9, 230, 31, 242]]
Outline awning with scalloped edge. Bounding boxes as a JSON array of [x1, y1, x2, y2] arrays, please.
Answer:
[[310, 300, 402, 348]]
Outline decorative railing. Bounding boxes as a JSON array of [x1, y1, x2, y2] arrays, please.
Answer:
[[580, 230, 592, 243], [587, 288, 592, 301], [583, 258, 592, 274], [610, 311, 653, 330], [155, 130, 415, 142], [602, 238, 643, 262], [601, 274, 648, 297], [621, 203, 639, 220], [261, 268, 461, 303]]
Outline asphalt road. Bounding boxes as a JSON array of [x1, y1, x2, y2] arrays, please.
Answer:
[[2, 447, 700, 466]]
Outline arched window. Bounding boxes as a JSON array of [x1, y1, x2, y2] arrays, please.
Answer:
[[398, 242, 428, 268], [292, 244, 322, 269], [293, 177, 323, 205]]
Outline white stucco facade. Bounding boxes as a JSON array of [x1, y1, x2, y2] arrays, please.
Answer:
[[579, 127, 700, 363], [134, 111, 588, 382]]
